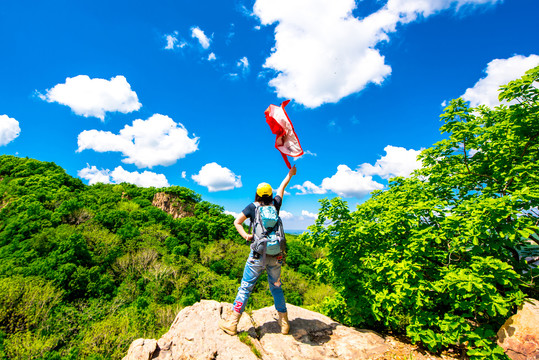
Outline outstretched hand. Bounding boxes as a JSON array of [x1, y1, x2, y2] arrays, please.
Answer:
[[289, 165, 297, 177]]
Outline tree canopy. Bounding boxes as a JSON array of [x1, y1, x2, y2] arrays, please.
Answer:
[[0, 156, 326, 359], [304, 65, 539, 359]]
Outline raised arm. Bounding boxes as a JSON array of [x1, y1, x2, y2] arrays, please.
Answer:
[[276, 165, 297, 199]]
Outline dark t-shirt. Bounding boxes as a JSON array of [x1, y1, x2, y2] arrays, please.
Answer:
[[242, 195, 282, 224]]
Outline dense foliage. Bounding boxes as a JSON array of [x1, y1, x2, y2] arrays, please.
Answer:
[[0, 156, 329, 359], [304, 66, 539, 359]]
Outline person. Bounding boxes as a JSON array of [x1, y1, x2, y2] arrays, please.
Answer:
[[219, 165, 297, 336]]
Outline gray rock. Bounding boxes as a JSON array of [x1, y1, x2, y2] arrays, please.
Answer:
[[123, 300, 389, 360]]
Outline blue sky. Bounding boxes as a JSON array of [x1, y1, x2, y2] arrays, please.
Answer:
[[0, 0, 538, 231]]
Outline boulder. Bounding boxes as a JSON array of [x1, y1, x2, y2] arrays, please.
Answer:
[[123, 339, 157, 360], [123, 300, 389, 360], [497, 298, 539, 360]]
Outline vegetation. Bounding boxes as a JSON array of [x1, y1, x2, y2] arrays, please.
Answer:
[[1, 66, 537, 360], [304, 65, 539, 359], [0, 155, 327, 359]]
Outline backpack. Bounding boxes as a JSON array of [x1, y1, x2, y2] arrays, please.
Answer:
[[250, 203, 286, 257]]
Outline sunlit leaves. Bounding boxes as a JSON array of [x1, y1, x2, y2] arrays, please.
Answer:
[[306, 65, 539, 358]]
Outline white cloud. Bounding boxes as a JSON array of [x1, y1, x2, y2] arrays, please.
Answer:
[[461, 54, 539, 107], [165, 32, 178, 50], [360, 145, 422, 179], [279, 210, 294, 220], [225, 210, 241, 218], [293, 149, 317, 161], [301, 210, 318, 219], [78, 165, 111, 185], [291, 145, 421, 198], [253, 0, 499, 108], [291, 166, 384, 198], [291, 181, 327, 195], [77, 114, 199, 168], [0, 115, 21, 146], [191, 162, 242, 192], [321, 165, 385, 198], [237, 56, 249, 72], [208, 53, 217, 61], [38, 75, 141, 120], [78, 165, 169, 187], [164, 31, 187, 50], [191, 26, 211, 49], [181, 171, 187, 179], [110, 166, 169, 187]]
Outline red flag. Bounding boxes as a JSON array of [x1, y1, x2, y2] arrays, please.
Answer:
[[265, 100, 304, 168]]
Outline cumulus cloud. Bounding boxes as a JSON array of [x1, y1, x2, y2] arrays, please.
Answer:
[[291, 181, 327, 195], [279, 210, 294, 220], [191, 26, 211, 49], [77, 114, 199, 168], [321, 165, 385, 198], [253, 0, 499, 108], [38, 75, 141, 120], [191, 162, 242, 192], [224, 210, 241, 218], [301, 210, 318, 219], [292, 145, 422, 198], [360, 145, 422, 179], [78, 165, 169, 187], [0, 115, 21, 146], [208, 53, 217, 61], [461, 54, 539, 107]]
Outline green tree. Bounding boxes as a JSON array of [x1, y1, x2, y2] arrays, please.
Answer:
[[305, 66, 539, 359]]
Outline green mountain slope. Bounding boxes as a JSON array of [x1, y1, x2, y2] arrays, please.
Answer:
[[0, 155, 331, 359]]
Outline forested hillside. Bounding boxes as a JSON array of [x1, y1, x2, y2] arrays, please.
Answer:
[[0, 156, 331, 359]]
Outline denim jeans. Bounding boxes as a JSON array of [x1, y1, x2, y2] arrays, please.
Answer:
[[232, 250, 287, 314]]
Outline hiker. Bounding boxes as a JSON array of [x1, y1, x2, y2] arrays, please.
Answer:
[[219, 165, 297, 336]]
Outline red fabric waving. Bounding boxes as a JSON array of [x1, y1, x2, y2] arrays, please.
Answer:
[[264, 100, 303, 168]]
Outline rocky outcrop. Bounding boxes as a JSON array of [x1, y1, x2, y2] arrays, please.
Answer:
[[123, 300, 391, 360], [497, 298, 539, 360], [152, 192, 194, 219]]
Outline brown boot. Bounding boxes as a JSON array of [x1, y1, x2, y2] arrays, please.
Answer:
[[278, 311, 289, 335], [219, 310, 241, 335]]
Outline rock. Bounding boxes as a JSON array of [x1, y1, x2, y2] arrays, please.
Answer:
[[152, 192, 194, 219], [247, 303, 388, 359], [497, 298, 539, 360], [123, 300, 390, 360], [123, 339, 157, 360]]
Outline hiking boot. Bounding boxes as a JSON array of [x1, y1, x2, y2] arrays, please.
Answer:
[[219, 310, 241, 335], [278, 311, 289, 335]]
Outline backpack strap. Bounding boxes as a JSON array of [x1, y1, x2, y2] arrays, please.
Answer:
[[249, 202, 262, 234]]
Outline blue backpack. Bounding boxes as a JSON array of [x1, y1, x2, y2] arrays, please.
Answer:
[[251, 203, 286, 257]]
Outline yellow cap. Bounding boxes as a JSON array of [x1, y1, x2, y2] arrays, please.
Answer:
[[256, 182, 273, 197]]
